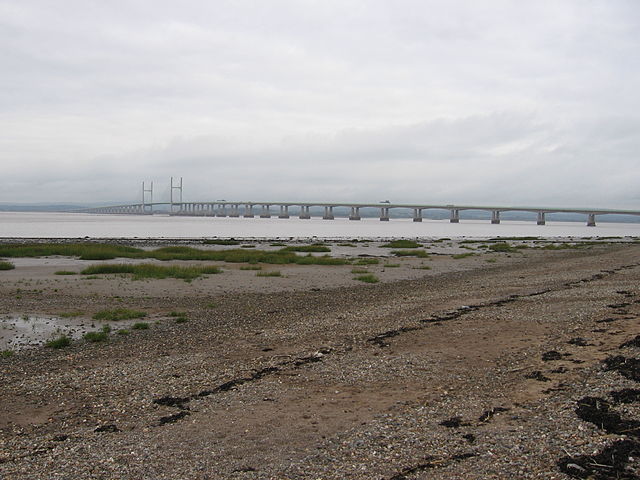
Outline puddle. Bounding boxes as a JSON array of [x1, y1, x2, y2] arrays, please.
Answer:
[[0, 314, 140, 350]]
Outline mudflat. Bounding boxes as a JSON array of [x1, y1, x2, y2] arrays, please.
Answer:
[[1, 240, 640, 479]]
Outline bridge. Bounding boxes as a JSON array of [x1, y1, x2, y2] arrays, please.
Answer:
[[80, 179, 640, 226], [82, 201, 640, 227]]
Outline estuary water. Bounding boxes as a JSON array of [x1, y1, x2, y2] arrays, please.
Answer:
[[0, 211, 639, 239]]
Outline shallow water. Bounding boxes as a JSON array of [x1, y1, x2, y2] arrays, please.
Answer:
[[1, 212, 639, 239]]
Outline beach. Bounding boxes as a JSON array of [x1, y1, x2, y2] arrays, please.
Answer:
[[1, 239, 640, 479]]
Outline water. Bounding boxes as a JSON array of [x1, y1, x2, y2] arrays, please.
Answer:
[[0, 211, 639, 239]]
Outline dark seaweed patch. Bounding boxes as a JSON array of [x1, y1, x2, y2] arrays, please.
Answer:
[[158, 411, 190, 425], [153, 396, 190, 410], [575, 397, 640, 437], [94, 424, 119, 433], [610, 389, 640, 404], [542, 351, 570, 361], [439, 417, 469, 428], [620, 336, 640, 349], [603, 356, 640, 382], [525, 371, 551, 382], [478, 407, 510, 423], [558, 439, 640, 479], [568, 337, 592, 347]]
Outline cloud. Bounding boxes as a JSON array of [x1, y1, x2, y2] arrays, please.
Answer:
[[0, 0, 639, 209]]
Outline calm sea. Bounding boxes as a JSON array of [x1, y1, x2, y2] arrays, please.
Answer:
[[0, 212, 639, 239]]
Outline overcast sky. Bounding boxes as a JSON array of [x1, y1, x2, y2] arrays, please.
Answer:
[[2, 0, 639, 207]]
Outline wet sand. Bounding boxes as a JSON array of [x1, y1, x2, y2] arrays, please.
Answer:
[[1, 239, 640, 479]]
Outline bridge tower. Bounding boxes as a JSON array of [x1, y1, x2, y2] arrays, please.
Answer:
[[170, 177, 183, 214], [142, 181, 153, 213]]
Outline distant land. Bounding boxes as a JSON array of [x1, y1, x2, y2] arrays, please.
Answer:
[[1, 203, 639, 223]]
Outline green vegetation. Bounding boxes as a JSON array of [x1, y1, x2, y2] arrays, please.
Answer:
[[414, 265, 431, 270], [485, 258, 497, 263], [452, 252, 475, 259], [59, 311, 84, 318], [81, 263, 222, 281], [240, 245, 256, 248], [351, 267, 369, 274], [353, 258, 379, 265], [175, 316, 188, 324], [203, 239, 240, 245], [132, 322, 149, 330], [0, 243, 349, 265], [381, 240, 421, 249], [354, 274, 379, 283], [488, 242, 518, 253], [240, 265, 262, 270], [0, 261, 15, 270], [93, 308, 147, 321], [256, 271, 282, 277], [1, 350, 14, 358], [117, 329, 130, 335], [281, 244, 330, 253], [46, 335, 71, 349], [83, 331, 108, 342], [54, 270, 77, 275], [384, 263, 400, 268], [390, 249, 429, 258], [489, 236, 539, 241]]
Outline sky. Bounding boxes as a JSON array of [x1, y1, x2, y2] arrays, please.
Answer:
[[1, 0, 639, 208]]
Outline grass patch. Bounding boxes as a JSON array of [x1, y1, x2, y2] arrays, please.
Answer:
[[117, 329, 130, 335], [203, 239, 240, 245], [353, 258, 379, 265], [46, 335, 71, 349], [390, 249, 429, 258], [175, 316, 188, 324], [281, 244, 330, 253], [452, 252, 475, 259], [240, 265, 262, 270], [381, 240, 421, 248], [256, 271, 282, 277], [485, 258, 497, 263], [54, 270, 77, 275], [132, 322, 149, 330], [0, 243, 350, 266], [93, 308, 147, 321], [0, 261, 15, 270], [1, 350, 14, 358], [488, 242, 518, 253], [351, 268, 369, 274], [355, 274, 379, 283], [384, 263, 400, 268], [81, 263, 222, 281], [59, 311, 84, 318], [83, 330, 108, 342]]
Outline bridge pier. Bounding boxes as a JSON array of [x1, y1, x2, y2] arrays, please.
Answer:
[[537, 211, 546, 225], [323, 206, 334, 220], [450, 209, 460, 223], [380, 207, 389, 221], [229, 204, 239, 217], [413, 208, 423, 222], [279, 205, 289, 219], [299, 205, 311, 219], [491, 210, 501, 224], [349, 206, 361, 221], [244, 204, 254, 218], [216, 204, 227, 217], [260, 205, 271, 218], [587, 213, 596, 227]]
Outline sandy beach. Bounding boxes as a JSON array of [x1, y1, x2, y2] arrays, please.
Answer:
[[1, 238, 640, 479]]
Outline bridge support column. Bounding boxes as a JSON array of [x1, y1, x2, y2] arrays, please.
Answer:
[[587, 213, 596, 227], [450, 209, 460, 223], [323, 206, 334, 220], [229, 205, 239, 217], [216, 204, 227, 217], [244, 204, 254, 218], [412, 208, 423, 222], [260, 205, 271, 218], [491, 210, 501, 224], [299, 206, 311, 219], [380, 207, 389, 221], [537, 211, 546, 225], [349, 206, 361, 221], [279, 205, 289, 218]]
